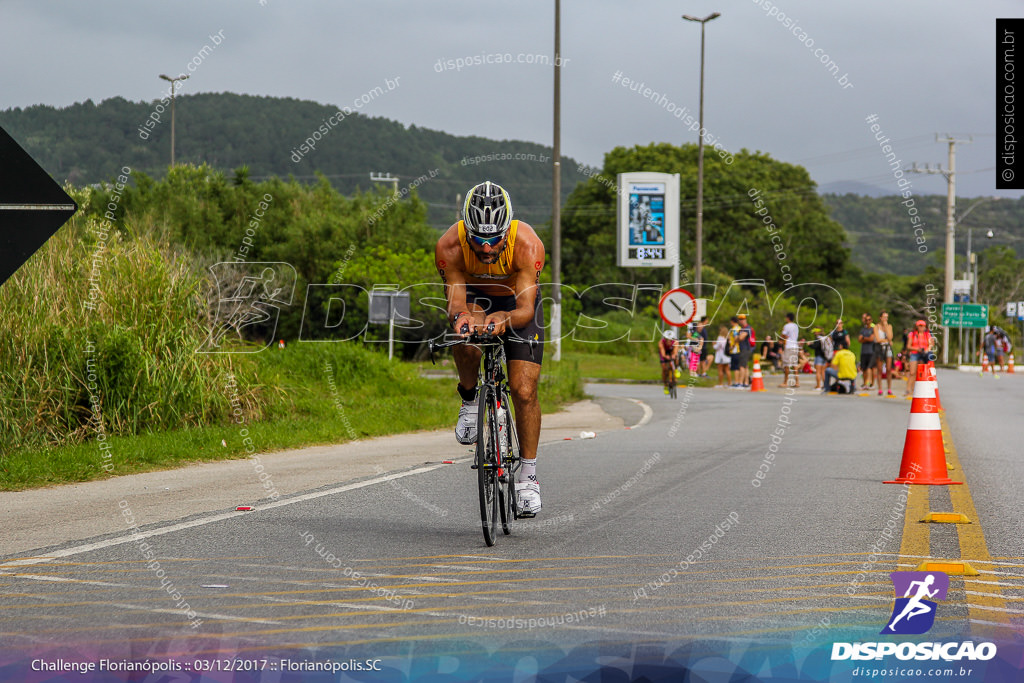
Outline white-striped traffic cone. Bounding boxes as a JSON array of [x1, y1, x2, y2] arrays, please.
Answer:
[[885, 364, 961, 485], [750, 355, 766, 392]]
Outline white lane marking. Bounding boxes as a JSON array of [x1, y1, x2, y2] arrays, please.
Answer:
[[109, 603, 283, 625], [969, 618, 1016, 628], [0, 572, 129, 588], [257, 595, 409, 613], [1, 574, 281, 624], [964, 593, 1024, 614], [0, 464, 447, 568], [430, 565, 488, 571], [624, 398, 653, 429]]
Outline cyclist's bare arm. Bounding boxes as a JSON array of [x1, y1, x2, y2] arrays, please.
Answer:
[[435, 228, 482, 336]]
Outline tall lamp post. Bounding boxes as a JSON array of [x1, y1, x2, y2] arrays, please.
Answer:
[[682, 12, 720, 298], [551, 0, 563, 361], [159, 74, 190, 166], [964, 227, 995, 364]]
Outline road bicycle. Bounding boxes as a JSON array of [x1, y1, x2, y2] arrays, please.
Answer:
[[429, 326, 536, 546]]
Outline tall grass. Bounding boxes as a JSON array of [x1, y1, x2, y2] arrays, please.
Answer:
[[0, 187, 260, 455]]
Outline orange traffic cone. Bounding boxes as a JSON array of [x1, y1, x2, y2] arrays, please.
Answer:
[[885, 364, 962, 485], [750, 354, 766, 392], [1008, 354, 1015, 374], [278, 339, 285, 349], [926, 361, 943, 412]]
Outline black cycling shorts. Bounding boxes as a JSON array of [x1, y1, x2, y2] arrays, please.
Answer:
[[466, 285, 544, 365]]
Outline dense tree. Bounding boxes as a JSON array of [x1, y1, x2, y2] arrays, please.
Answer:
[[561, 143, 850, 292]]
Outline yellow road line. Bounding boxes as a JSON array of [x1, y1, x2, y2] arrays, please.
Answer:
[[941, 413, 1012, 635], [897, 477, 930, 561]]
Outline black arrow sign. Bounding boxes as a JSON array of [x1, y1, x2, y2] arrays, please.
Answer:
[[0, 125, 78, 287]]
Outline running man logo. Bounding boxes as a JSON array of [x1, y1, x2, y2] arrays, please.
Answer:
[[198, 262, 297, 353], [881, 571, 949, 635]]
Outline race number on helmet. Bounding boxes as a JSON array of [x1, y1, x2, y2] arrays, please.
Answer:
[[464, 181, 513, 237]]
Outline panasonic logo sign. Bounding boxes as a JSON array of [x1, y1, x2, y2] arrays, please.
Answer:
[[831, 642, 997, 662]]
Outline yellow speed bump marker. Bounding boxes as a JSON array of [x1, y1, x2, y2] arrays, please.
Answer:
[[920, 512, 972, 524], [914, 560, 980, 576]]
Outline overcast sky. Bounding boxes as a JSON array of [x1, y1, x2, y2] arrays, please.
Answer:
[[1, 0, 1018, 198]]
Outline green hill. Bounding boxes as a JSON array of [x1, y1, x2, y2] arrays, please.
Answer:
[[0, 93, 584, 228], [822, 193, 1024, 276], [6, 92, 1023, 277]]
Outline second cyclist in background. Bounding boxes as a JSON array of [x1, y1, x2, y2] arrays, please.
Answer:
[[659, 329, 678, 395]]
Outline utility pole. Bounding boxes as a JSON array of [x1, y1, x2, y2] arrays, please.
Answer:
[[908, 134, 972, 364], [682, 12, 720, 298], [159, 74, 189, 166], [369, 172, 399, 193], [551, 0, 562, 361]]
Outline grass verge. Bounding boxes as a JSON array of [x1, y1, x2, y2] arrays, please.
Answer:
[[0, 344, 584, 491]]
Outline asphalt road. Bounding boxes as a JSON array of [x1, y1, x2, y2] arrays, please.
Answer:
[[1, 370, 1020, 677]]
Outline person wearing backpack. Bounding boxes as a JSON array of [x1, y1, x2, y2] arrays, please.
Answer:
[[810, 327, 833, 390], [727, 316, 747, 388]]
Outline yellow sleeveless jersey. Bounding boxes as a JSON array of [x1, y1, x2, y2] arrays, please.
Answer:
[[457, 219, 518, 280]]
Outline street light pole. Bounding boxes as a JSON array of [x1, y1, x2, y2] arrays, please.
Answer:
[[682, 12, 720, 298], [551, 0, 563, 361], [159, 74, 190, 166], [964, 227, 972, 365]]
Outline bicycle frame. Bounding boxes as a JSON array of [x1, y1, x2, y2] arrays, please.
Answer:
[[429, 329, 535, 545]]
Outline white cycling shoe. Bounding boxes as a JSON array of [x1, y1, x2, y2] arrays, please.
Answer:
[[455, 398, 477, 444], [515, 481, 541, 517]]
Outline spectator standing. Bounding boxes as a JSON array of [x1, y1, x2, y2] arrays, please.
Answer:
[[994, 328, 1009, 372], [858, 313, 876, 390], [696, 317, 711, 377], [737, 313, 754, 387], [874, 310, 895, 396], [810, 328, 833, 390], [727, 316, 747, 389], [1000, 330, 1013, 370], [983, 327, 1001, 377], [713, 324, 731, 387], [905, 320, 934, 396], [830, 318, 850, 352], [780, 312, 800, 388]]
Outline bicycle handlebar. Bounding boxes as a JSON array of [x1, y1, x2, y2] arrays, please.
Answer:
[[428, 326, 538, 363]]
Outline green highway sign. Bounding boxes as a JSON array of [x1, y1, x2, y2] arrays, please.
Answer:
[[942, 303, 989, 328]]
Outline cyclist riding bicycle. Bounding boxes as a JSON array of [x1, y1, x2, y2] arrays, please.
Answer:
[[435, 181, 546, 517], [659, 329, 678, 394]]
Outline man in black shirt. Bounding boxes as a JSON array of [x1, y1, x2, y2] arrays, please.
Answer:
[[831, 318, 850, 351]]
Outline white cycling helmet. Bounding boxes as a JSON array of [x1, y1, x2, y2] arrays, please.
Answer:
[[663, 329, 677, 340], [463, 181, 513, 238]]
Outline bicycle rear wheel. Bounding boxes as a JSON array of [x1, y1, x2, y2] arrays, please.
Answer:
[[476, 384, 499, 546], [497, 391, 519, 535]]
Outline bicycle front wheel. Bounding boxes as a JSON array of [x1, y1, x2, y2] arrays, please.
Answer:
[[498, 390, 519, 535], [476, 384, 499, 546]]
